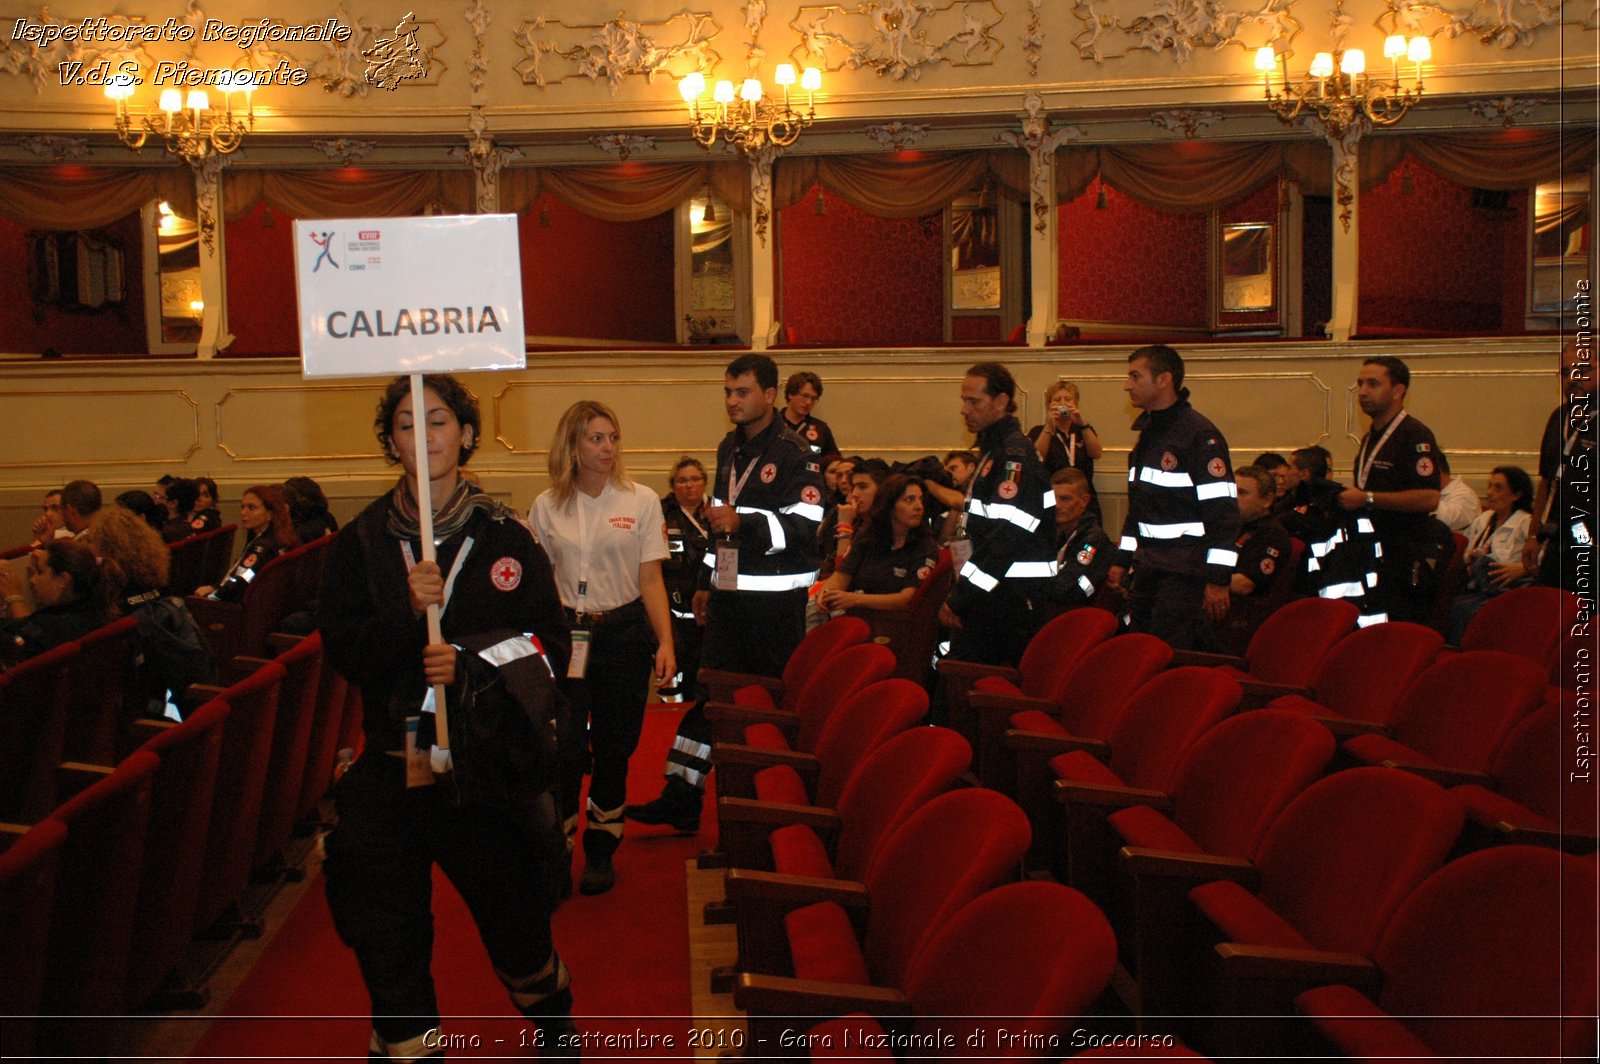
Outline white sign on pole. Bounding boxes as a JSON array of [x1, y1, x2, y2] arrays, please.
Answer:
[[294, 214, 526, 379]]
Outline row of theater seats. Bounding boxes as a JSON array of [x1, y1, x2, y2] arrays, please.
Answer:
[[0, 631, 364, 1060], [690, 601, 1594, 1058], [166, 523, 239, 597]]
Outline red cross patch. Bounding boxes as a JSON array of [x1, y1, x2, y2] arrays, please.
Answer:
[[1207, 457, 1226, 478], [801, 485, 822, 506], [760, 463, 778, 484], [1161, 451, 1178, 471], [1261, 557, 1276, 575], [997, 480, 1018, 500], [190, 516, 206, 529], [491, 556, 523, 591], [806, 426, 818, 440], [241, 553, 258, 569], [1416, 457, 1434, 476], [917, 564, 932, 580]]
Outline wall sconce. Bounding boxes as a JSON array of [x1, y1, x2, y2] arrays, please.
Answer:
[[107, 73, 255, 161], [1254, 0, 1430, 138], [679, 64, 822, 156]]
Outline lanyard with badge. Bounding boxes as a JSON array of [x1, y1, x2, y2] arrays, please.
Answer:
[[950, 446, 994, 569], [1355, 409, 1409, 492], [716, 444, 767, 590], [565, 492, 608, 680], [398, 536, 474, 787]]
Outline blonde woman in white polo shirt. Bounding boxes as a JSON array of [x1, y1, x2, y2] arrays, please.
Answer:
[[528, 400, 675, 896]]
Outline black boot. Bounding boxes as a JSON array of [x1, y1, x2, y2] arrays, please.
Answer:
[[623, 777, 702, 832], [513, 953, 581, 1059]]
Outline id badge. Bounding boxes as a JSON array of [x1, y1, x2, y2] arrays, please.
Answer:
[[567, 628, 592, 679], [715, 541, 739, 590], [950, 537, 973, 568], [403, 716, 434, 789]]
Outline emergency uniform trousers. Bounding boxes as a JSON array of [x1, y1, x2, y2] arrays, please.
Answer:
[[1124, 568, 1212, 652], [665, 588, 807, 786], [324, 754, 564, 1053], [556, 608, 655, 858]]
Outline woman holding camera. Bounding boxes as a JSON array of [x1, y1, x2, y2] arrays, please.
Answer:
[[528, 400, 675, 896], [1027, 378, 1102, 513]]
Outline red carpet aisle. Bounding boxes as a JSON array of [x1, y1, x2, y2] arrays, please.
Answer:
[[192, 706, 714, 1060]]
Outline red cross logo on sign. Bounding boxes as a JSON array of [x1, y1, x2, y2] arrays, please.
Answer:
[[760, 463, 778, 484]]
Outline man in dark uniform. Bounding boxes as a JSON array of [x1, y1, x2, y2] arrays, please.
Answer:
[[627, 354, 825, 832], [1524, 339, 1596, 590], [1212, 464, 1295, 653], [1337, 356, 1444, 624], [936, 361, 1056, 666], [779, 370, 839, 457], [1107, 345, 1240, 651], [1044, 467, 1114, 611]]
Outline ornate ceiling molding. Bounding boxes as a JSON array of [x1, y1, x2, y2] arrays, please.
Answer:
[[311, 8, 445, 97], [309, 137, 376, 164], [1024, 0, 1044, 77], [863, 120, 932, 148], [1150, 108, 1225, 137], [1465, 94, 1548, 125], [589, 133, 659, 160], [742, 0, 770, 68], [1384, 0, 1565, 48], [789, 1, 1005, 82], [465, 0, 491, 97], [14, 134, 91, 160], [0, 8, 155, 95], [513, 11, 722, 92], [1069, 0, 1301, 64]]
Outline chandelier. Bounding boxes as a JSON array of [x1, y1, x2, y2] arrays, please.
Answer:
[[679, 64, 822, 156], [1254, 1, 1431, 139], [106, 78, 255, 161]]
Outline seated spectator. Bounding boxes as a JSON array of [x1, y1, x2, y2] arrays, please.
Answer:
[[820, 454, 851, 506], [28, 488, 72, 545], [930, 449, 977, 543], [191, 477, 223, 533], [1043, 468, 1113, 611], [815, 474, 939, 617], [1276, 445, 1342, 548], [82, 504, 170, 604], [1027, 379, 1103, 512], [196, 484, 299, 602], [159, 477, 202, 542], [115, 489, 168, 534], [1433, 452, 1482, 534], [284, 475, 340, 543], [82, 504, 213, 717], [1229, 465, 1294, 599], [828, 459, 889, 568], [1448, 465, 1535, 642], [0, 539, 121, 667], [58, 479, 101, 537], [1254, 452, 1292, 499]]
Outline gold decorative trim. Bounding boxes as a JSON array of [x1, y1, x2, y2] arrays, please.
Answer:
[[0, 388, 200, 467]]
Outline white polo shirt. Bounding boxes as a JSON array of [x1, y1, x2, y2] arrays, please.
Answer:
[[528, 479, 668, 612]]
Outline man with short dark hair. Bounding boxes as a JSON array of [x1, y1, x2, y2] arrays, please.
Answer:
[[779, 370, 838, 457], [59, 479, 101, 535], [29, 489, 71, 545], [936, 362, 1055, 665], [1337, 356, 1444, 624], [1107, 345, 1240, 650], [628, 353, 825, 832], [1044, 467, 1113, 611]]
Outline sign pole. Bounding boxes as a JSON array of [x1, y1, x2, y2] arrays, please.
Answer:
[[410, 372, 453, 772]]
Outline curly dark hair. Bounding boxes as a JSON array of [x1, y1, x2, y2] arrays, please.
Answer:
[[375, 374, 481, 466]]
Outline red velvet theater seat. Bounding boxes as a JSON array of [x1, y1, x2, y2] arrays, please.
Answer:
[[0, 819, 68, 1062], [1339, 649, 1548, 784], [733, 789, 1031, 1048], [1296, 845, 1596, 1060], [937, 606, 1118, 750], [804, 882, 1116, 1060], [1171, 595, 1358, 691], [700, 614, 869, 710], [712, 642, 895, 753], [1264, 620, 1442, 730], [1451, 700, 1599, 850], [1456, 585, 1580, 671]]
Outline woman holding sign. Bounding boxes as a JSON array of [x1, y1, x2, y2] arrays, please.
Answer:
[[528, 400, 675, 896], [318, 375, 579, 1060]]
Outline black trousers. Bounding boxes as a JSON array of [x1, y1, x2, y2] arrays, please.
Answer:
[[556, 611, 655, 856], [1125, 567, 1211, 651], [670, 588, 807, 773], [323, 754, 563, 1048]]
